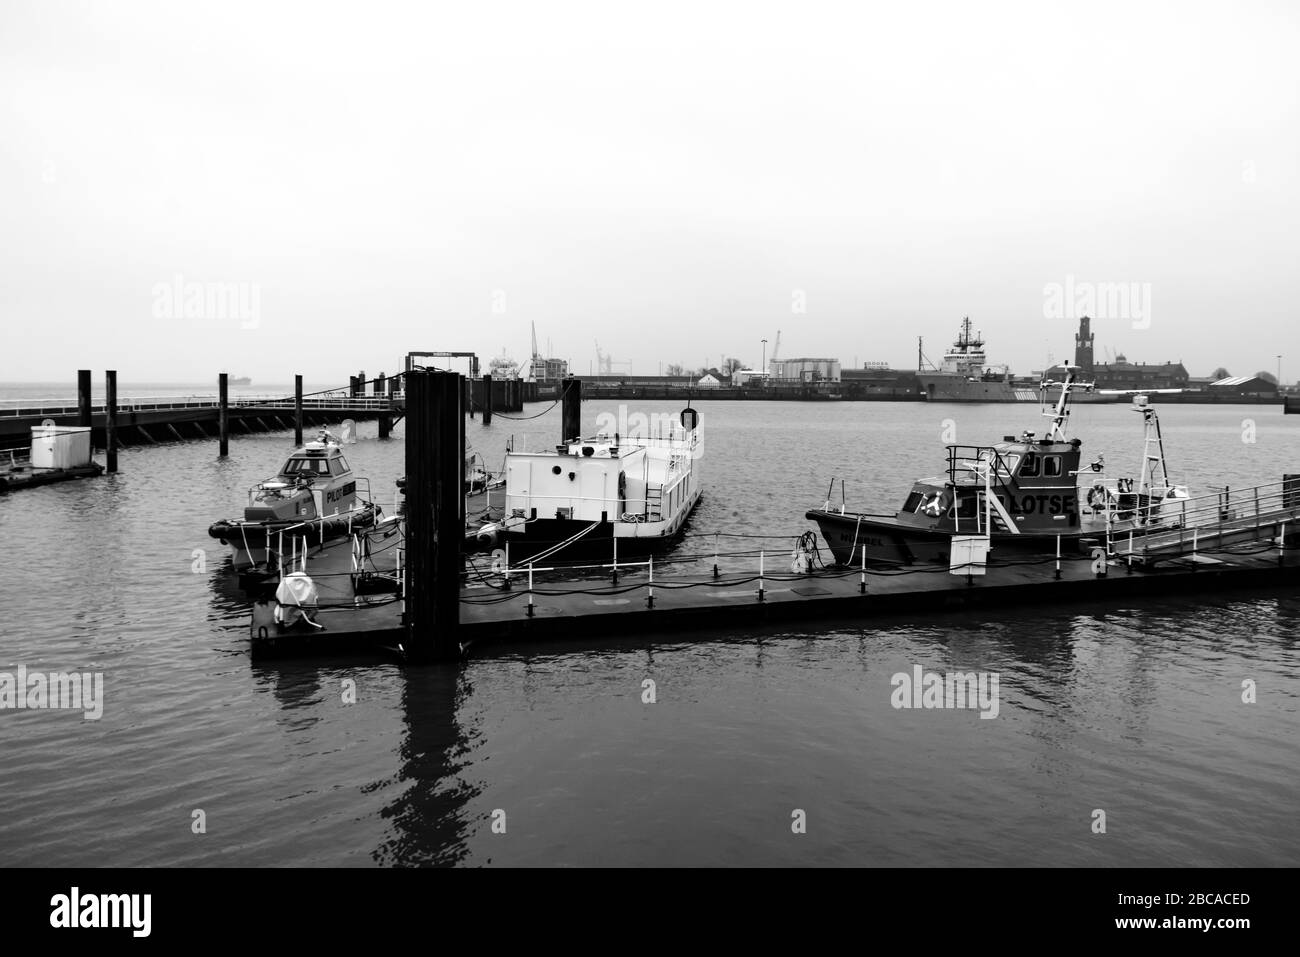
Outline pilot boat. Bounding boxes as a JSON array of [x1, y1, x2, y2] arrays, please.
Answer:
[[806, 365, 1188, 566], [208, 429, 380, 569], [470, 407, 702, 564]]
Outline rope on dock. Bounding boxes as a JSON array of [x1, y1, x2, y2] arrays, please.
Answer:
[[488, 399, 560, 421]]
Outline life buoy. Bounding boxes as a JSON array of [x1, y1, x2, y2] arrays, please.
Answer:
[[1087, 484, 1109, 510]]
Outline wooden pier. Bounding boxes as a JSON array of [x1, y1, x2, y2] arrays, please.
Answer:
[[0, 368, 534, 451], [246, 522, 1300, 659]]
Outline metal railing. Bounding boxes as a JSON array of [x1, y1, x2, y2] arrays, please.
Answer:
[[0, 393, 403, 417], [1108, 478, 1300, 562]]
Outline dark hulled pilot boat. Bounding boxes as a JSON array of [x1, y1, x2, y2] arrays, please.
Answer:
[[806, 364, 1188, 566]]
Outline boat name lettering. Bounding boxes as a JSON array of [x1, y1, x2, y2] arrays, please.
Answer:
[[326, 482, 356, 504], [997, 493, 1074, 515]]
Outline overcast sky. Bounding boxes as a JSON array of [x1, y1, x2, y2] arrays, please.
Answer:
[[3, 0, 1297, 386]]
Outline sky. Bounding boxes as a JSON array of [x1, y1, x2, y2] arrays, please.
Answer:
[[2, 0, 1298, 386]]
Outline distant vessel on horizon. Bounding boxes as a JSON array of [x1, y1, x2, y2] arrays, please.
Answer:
[[230, 376, 252, 386], [916, 317, 1104, 403]]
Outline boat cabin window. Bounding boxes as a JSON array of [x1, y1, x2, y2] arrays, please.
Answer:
[[901, 491, 925, 513], [281, 458, 331, 476], [977, 449, 1019, 479], [330, 456, 350, 476], [951, 494, 979, 518], [1020, 452, 1040, 477], [1042, 455, 1062, 477]]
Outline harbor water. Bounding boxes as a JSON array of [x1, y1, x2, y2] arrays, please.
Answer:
[[1, 394, 1298, 866]]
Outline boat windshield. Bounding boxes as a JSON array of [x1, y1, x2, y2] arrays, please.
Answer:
[[977, 449, 1020, 479], [281, 458, 331, 476]]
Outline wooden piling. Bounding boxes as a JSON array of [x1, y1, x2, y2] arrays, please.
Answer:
[[482, 374, 493, 424], [77, 370, 92, 428], [218, 373, 229, 456], [402, 370, 464, 662], [561, 376, 582, 444], [105, 370, 118, 473], [294, 374, 303, 446]]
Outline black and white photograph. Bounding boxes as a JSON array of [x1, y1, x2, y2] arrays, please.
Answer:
[[1, 0, 1295, 932]]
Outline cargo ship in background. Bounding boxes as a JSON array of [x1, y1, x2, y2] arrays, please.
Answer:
[[917, 317, 1107, 403]]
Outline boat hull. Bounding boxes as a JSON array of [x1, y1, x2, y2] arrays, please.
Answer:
[[805, 509, 1098, 566], [480, 491, 702, 566], [917, 375, 1114, 403], [209, 504, 381, 569]]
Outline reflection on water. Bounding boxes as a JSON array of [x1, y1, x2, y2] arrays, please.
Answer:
[[372, 666, 480, 867]]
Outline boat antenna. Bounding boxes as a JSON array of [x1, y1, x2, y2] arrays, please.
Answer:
[[1038, 361, 1094, 442]]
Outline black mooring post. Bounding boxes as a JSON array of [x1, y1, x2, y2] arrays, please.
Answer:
[[468, 377, 475, 419], [218, 373, 229, 456], [105, 370, 118, 473], [294, 374, 304, 446], [482, 374, 493, 425], [403, 370, 464, 663], [77, 369, 92, 428], [561, 376, 582, 444]]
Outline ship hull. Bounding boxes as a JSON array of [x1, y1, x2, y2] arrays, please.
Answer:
[[806, 509, 1098, 566], [479, 491, 702, 566], [918, 375, 1113, 403]]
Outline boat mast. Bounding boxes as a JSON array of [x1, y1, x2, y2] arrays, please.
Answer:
[[1040, 362, 1092, 442], [1136, 399, 1172, 497]]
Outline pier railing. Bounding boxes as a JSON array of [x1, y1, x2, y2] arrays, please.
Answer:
[[0, 393, 404, 417], [1109, 478, 1300, 563]]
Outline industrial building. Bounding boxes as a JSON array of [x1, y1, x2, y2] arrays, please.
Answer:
[[770, 357, 841, 383], [1045, 316, 1190, 390]]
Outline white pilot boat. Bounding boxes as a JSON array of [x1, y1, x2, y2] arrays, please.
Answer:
[[470, 407, 703, 564], [208, 429, 380, 569]]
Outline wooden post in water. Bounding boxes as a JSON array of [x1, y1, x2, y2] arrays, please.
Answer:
[[403, 370, 464, 662], [294, 374, 304, 446], [218, 373, 229, 456], [561, 376, 582, 444], [482, 374, 493, 425], [77, 369, 92, 428], [105, 370, 118, 473], [377, 372, 390, 438]]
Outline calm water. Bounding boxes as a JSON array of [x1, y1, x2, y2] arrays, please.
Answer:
[[2, 396, 1298, 866]]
